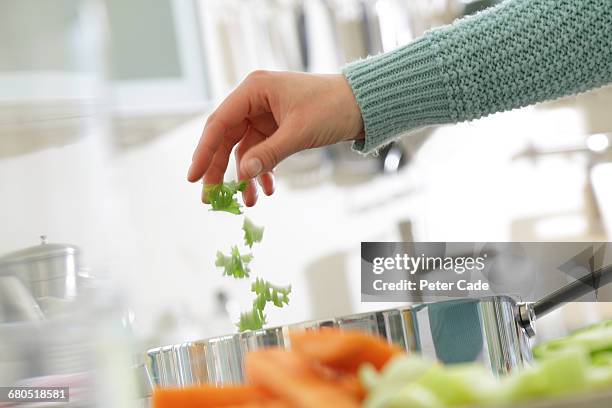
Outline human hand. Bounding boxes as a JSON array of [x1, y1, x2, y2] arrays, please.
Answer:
[[187, 71, 364, 206]]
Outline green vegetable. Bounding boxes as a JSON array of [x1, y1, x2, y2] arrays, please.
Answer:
[[237, 308, 266, 332], [251, 278, 291, 308], [362, 357, 499, 408], [215, 246, 253, 279], [203, 181, 248, 214], [204, 183, 290, 333], [415, 364, 501, 406], [243, 217, 264, 248], [359, 364, 381, 391], [361, 357, 439, 408], [361, 320, 612, 407], [385, 384, 442, 408], [379, 356, 436, 386], [235, 279, 291, 332], [534, 319, 612, 364], [504, 349, 591, 402]]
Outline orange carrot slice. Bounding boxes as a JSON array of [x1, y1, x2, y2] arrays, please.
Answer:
[[331, 373, 367, 401], [308, 361, 367, 401], [223, 401, 289, 408], [152, 385, 270, 408], [245, 349, 360, 408], [289, 328, 404, 373]]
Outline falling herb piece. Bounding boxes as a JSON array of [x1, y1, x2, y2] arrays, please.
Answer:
[[215, 246, 253, 279], [237, 308, 266, 332], [252, 278, 291, 309], [243, 217, 264, 248], [203, 181, 248, 215], [236, 279, 291, 332]]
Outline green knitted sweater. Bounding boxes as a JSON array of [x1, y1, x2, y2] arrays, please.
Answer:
[[343, 0, 612, 154]]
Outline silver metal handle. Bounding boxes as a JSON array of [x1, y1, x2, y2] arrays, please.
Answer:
[[533, 263, 612, 318], [518, 263, 612, 336]]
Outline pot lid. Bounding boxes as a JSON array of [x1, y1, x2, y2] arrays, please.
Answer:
[[0, 235, 80, 264]]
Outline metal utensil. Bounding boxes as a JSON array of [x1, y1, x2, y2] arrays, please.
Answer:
[[148, 263, 612, 386], [0, 276, 45, 323], [0, 236, 83, 306]]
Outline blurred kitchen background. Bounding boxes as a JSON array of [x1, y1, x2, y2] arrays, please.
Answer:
[[1, 0, 612, 358]]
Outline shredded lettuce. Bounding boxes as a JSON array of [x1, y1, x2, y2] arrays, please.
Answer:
[[384, 384, 442, 408], [203, 180, 248, 214], [236, 278, 291, 332], [361, 358, 440, 408], [361, 320, 612, 407], [252, 278, 291, 308], [504, 349, 591, 402], [204, 183, 290, 333], [534, 320, 612, 362], [215, 246, 253, 279], [243, 217, 264, 248], [237, 308, 267, 332]]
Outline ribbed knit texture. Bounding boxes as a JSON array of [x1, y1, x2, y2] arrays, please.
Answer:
[[343, 0, 612, 154]]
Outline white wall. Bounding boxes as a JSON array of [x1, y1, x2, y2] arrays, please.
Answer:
[[0, 112, 116, 274]]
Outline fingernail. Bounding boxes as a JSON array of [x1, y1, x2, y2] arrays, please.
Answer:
[[244, 158, 263, 178], [243, 181, 258, 207]]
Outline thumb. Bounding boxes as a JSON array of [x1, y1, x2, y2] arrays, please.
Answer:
[[240, 124, 297, 178]]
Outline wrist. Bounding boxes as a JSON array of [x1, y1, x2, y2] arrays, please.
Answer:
[[335, 74, 365, 142]]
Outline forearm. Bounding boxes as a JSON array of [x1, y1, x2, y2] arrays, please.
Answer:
[[344, 0, 612, 154]]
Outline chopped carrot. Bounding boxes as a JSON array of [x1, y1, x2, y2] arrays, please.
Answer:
[[331, 374, 367, 401], [245, 349, 360, 408], [154, 330, 400, 408], [152, 385, 270, 408], [223, 401, 289, 408], [309, 361, 367, 401], [289, 328, 404, 373]]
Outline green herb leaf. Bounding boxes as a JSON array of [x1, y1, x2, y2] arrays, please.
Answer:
[[243, 217, 264, 248], [251, 277, 291, 309], [203, 181, 248, 215], [215, 246, 253, 279], [237, 308, 266, 332]]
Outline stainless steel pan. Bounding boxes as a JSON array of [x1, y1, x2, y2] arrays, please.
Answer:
[[148, 264, 612, 387]]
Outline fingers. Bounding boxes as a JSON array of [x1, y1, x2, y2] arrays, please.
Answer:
[[188, 73, 271, 182], [258, 172, 275, 196], [188, 119, 226, 182], [249, 112, 278, 136], [247, 113, 279, 196], [236, 127, 267, 206], [240, 119, 298, 178], [203, 120, 248, 185]]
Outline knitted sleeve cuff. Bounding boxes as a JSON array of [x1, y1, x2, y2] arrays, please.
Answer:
[[342, 35, 452, 154]]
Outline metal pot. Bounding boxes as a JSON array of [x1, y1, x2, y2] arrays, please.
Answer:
[[148, 263, 612, 387], [0, 236, 85, 308], [0, 276, 45, 322]]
